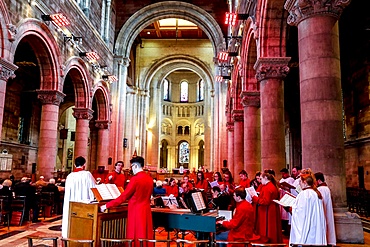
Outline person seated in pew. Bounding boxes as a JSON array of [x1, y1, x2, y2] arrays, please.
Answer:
[[216, 187, 261, 247], [153, 180, 166, 196]]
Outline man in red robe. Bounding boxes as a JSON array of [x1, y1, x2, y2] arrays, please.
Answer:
[[100, 156, 153, 247], [105, 161, 126, 188]]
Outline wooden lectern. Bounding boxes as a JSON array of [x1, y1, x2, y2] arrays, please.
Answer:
[[67, 186, 127, 247]]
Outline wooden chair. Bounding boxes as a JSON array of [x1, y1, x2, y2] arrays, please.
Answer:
[[100, 238, 133, 247], [175, 239, 210, 247], [38, 192, 55, 219], [215, 240, 250, 247], [27, 236, 58, 247], [11, 195, 29, 226], [0, 198, 10, 229], [139, 238, 173, 247], [61, 238, 94, 247]]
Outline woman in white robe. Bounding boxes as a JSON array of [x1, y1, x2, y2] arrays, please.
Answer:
[[290, 171, 327, 245]]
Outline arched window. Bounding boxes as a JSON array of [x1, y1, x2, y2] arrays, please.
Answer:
[[179, 141, 190, 165], [180, 81, 188, 102], [198, 140, 204, 167], [184, 126, 190, 135], [160, 140, 168, 168], [177, 126, 183, 135], [198, 79, 204, 101], [163, 79, 170, 101]]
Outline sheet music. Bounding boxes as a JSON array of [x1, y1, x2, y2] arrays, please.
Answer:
[[106, 184, 121, 198], [95, 184, 121, 200], [162, 196, 179, 208], [218, 210, 232, 220], [273, 193, 296, 207], [245, 186, 258, 197], [191, 192, 206, 211]]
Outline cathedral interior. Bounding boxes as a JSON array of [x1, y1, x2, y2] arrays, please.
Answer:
[[0, 0, 369, 241]]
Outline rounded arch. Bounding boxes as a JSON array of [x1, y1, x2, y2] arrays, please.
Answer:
[[63, 57, 92, 108], [143, 54, 215, 91], [91, 82, 110, 121], [10, 18, 62, 90], [115, 1, 225, 58]]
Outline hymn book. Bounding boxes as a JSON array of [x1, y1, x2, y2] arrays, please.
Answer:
[[190, 191, 207, 212], [245, 186, 258, 197], [91, 184, 124, 202], [273, 193, 296, 207]]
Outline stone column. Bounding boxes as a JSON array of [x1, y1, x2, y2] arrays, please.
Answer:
[[232, 109, 244, 181], [255, 57, 290, 173], [0, 58, 17, 139], [72, 107, 93, 168], [37, 90, 65, 178], [226, 122, 234, 172], [285, 0, 363, 243], [95, 120, 110, 169], [241, 91, 261, 178]]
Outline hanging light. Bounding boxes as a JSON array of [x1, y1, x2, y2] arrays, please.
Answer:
[[42, 13, 70, 27]]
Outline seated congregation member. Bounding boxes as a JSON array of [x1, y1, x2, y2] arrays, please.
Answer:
[[252, 172, 282, 243], [216, 187, 258, 246], [153, 180, 166, 196], [14, 177, 40, 223], [222, 170, 235, 194], [165, 178, 179, 197], [289, 170, 327, 245], [105, 161, 125, 188], [238, 170, 251, 188], [0, 179, 13, 210], [209, 186, 231, 210], [315, 172, 336, 246]]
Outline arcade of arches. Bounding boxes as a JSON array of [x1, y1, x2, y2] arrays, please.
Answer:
[[0, 0, 368, 242]]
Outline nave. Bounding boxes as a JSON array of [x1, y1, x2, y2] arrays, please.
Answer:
[[0, 215, 369, 247]]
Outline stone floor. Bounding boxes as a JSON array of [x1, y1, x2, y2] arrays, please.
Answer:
[[0, 215, 369, 247]]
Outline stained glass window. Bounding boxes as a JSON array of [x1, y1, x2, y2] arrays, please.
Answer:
[[179, 141, 189, 164], [163, 79, 169, 100], [198, 79, 204, 101], [180, 81, 188, 102]]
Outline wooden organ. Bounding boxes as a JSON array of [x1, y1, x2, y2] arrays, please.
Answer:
[[67, 202, 128, 247]]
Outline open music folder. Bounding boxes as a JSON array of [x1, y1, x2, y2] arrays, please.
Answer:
[[187, 191, 207, 213], [91, 184, 124, 202]]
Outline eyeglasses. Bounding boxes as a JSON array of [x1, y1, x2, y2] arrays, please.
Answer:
[[131, 163, 137, 168]]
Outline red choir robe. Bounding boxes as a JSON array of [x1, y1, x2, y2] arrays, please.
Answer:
[[105, 171, 126, 188], [222, 200, 257, 246], [106, 171, 153, 247], [195, 179, 209, 191], [165, 184, 179, 197], [239, 178, 251, 188], [252, 181, 282, 243]]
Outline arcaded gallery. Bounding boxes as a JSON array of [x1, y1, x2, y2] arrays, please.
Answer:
[[0, 0, 368, 246]]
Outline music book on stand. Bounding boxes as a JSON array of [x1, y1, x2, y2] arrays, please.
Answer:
[[91, 184, 124, 202], [273, 193, 296, 207], [188, 191, 207, 213]]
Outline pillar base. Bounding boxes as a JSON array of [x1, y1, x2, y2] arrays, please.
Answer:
[[335, 208, 364, 243]]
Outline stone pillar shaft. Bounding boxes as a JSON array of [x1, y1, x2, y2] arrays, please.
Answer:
[[232, 110, 244, 182], [255, 57, 290, 173], [96, 120, 110, 169], [73, 108, 93, 168], [241, 91, 261, 177], [227, 122, 234, 170], [37, 90, 65, 179]]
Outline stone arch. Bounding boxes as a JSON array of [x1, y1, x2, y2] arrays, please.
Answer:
[[63, 57, 91, 108], [91, 82, 110, 121], [0, 0, 14, 59], [256, 0, 288, 57], [143, 54, 214, 91], [10, 19, 62, 90], [115, 1, 225, 58]]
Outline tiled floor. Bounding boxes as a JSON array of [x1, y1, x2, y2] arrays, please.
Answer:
[[0, 215, 369, 247]]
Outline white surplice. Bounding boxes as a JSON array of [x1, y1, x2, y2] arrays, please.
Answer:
[[318, 185, 336, 245], [279, 177, 295, 221], [290, 188, 327, 245], [62, 170, 96, 237]]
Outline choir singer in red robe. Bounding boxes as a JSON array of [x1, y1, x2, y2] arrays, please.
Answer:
[[100, 156, 153, 247]]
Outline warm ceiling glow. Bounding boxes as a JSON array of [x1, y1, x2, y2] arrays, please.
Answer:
[[158, 18, 197, 30]]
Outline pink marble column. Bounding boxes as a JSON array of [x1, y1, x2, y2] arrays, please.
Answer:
[[255, 57, 290, 173], [226, 122, 234, 172], [37, 90, 65, 179], [241, 91, 261, 177], [0, 58, 18, 139], [95, 120, 110, 169], [72, 108, 93, 168], [232, 110, 244, 181]]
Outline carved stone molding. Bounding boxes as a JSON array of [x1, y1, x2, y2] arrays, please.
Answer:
[[226, 122, 234, 132], [0, 58, 18, 81], [95, 120, 110, 129], [72, 108, 94, 120], [36, 90, 65, 106], [254, 57, 291, 82], [7, 24, 17, 42], [241, 91, 261, 108], [285, 0, 351, 26], [232, 109, 244, 122], [114, 55, 131, 67]]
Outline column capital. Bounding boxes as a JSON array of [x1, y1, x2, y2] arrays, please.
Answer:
[[254, 57, 291, 82], [37, 90, 65, 106], [114, 55, 130, 67], [73, 107, 94, 120], [0, 58, 18, 81], [232, 109, 244, 122], [226, 122, 234, 132], [285, 0, 351, 26], [241, 91, 260, 108], [95, 120, 110, 129]]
